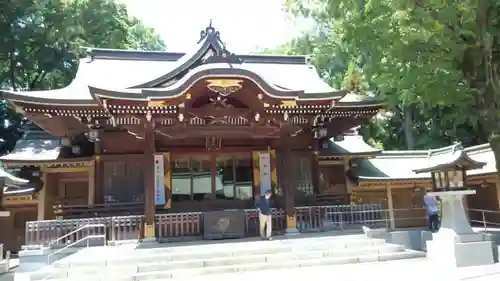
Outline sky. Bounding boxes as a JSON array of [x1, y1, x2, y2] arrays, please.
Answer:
[[117, 0, 308, 53]]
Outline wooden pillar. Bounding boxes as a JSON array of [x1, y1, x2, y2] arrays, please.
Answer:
[[37, 173, 47, 220], [88, 162, 95, 206], [496, 176, 500, 209], [143, 118, 156, 239], [310, 149, 320, 195], [386, 184, 396, 229], [39, 172, 57, 220], [94, 138, 104, 205], [282, 134, 298, 233], [163, 153, 172, 209]]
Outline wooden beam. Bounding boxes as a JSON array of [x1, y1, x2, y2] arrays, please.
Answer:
[[155, 125, 281, 139], [41, 166, 91, 173]]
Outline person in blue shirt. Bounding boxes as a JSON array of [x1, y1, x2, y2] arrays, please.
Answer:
[[424, 193, 440, 232], [258, 190, 273, 240]]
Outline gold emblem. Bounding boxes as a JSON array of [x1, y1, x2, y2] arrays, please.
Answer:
[[206, 79, 243, 96], [280, 100, 297, 108], [147, 100, 166, 107], [215, 217, 230, 233]]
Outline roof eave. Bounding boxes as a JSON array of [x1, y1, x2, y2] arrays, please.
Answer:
[[358, 176, 430, 181], [1, 90, 98, 106], [142, 68, 304, 100], [297, 89, 347, 101], [319, 151, 382, 158], [2, 158, 94, 168], [413, 153, 487, 174], [88, 86, 146, 101]]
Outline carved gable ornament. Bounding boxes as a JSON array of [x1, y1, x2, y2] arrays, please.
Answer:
[[206, 79, 243, 96]]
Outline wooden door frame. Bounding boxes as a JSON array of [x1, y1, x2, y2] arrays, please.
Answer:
[[170, 151, 254, 201]]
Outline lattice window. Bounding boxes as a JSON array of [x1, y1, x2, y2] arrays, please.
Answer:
[[103, 161, 144, 203], [292, 155, 314, 197]]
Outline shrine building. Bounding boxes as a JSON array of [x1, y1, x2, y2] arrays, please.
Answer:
[[0, 24, 499, 252]]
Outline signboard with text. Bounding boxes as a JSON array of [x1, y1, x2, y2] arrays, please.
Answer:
[[154, 154, 166, 205]]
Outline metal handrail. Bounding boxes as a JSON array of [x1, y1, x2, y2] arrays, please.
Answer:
[[47, 234, 106, 264], [467, 208, 500, 232], [47, 224, 106, 247]]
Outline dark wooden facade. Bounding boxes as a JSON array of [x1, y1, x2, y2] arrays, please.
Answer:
[[0, 24, 383, 246]]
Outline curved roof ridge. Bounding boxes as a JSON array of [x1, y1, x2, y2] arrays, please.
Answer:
[[86, 48, 308, 65], [140, 63, 302, 99], [131, 24, 229, 88], [427, 142, 461, 156], [87, 48, 183, 61], [380, 150, 430, 156], [464, 143, 492, 153]]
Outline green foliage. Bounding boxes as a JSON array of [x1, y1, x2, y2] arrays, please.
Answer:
[[342, 61, 368, 94], [0, 0, 165, 154], [283, 0, 500, 151]]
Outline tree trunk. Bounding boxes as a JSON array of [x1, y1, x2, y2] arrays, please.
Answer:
[[403, 105, 415, 150]]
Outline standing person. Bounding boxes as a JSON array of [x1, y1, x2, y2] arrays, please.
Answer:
[[424, 193, 440, 232], [258, 190, 273, 240]]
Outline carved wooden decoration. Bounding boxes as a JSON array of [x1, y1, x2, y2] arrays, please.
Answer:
[[205, 136, 222, 151], [206, 79, 243, 96]]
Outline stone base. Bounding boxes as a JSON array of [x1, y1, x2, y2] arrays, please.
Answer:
[[427, 235, 494, 268], [140, 237, 157, 243], [285, 228, 300, 236]]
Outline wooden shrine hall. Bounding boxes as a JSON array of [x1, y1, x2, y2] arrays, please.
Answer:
[[0, 24, 381, 243]]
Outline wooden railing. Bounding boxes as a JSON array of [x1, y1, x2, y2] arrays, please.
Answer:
[[53, 202, 144, 218], [25, 204, 408, 246], [295, 204, 388, 231]]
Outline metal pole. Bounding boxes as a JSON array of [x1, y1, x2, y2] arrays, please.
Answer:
[[482, 210, 487, 232]]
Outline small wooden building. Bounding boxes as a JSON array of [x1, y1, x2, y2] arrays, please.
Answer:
[[352, 143, 500, 228]]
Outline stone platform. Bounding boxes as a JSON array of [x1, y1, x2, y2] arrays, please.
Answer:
[[23, 233, 424, 281]]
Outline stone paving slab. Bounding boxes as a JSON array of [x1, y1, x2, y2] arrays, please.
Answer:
[[162, 259, 500, 281]]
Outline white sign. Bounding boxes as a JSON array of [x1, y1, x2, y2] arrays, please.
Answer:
[[258, 152, 272, 195], [154, 154, 166, 205]]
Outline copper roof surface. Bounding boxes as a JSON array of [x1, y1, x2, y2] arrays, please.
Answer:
[[321, 135, 381, 156], [1, 24, 347, 105], [357, 143, 496, 180], [0, 122, 61, 163]]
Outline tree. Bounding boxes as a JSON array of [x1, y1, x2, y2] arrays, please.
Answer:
[[284, 0, 496, 153], [342, 61, 368, 94], [0, 0, 165, 154]]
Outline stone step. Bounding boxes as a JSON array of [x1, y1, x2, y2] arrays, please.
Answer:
[[39, 250, 426, 281], [122, 234, 373, 255], [132, 234, 371, 252], [44, 244, 406, 278], [55, 238, 386, 267]]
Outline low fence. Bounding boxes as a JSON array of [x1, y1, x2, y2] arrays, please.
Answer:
[[468, 208, 500, 231], [25, 204, 429, 246]]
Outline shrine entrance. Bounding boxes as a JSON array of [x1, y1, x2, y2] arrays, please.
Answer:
[[168, 152, 255, 212]]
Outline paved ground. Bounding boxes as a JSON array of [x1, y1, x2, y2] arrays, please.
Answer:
[[166, 259, 500, 281]]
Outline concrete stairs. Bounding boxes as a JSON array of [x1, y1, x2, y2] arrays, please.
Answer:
[[29, 234, 425, 281]]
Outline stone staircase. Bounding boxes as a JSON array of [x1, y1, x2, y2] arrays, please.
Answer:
[[29, 234, 425, 281]]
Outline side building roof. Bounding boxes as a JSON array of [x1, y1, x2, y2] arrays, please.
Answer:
[[357, 143, 496, 181], [0, 122, 61, 166], [320, 128, 381, 158]]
